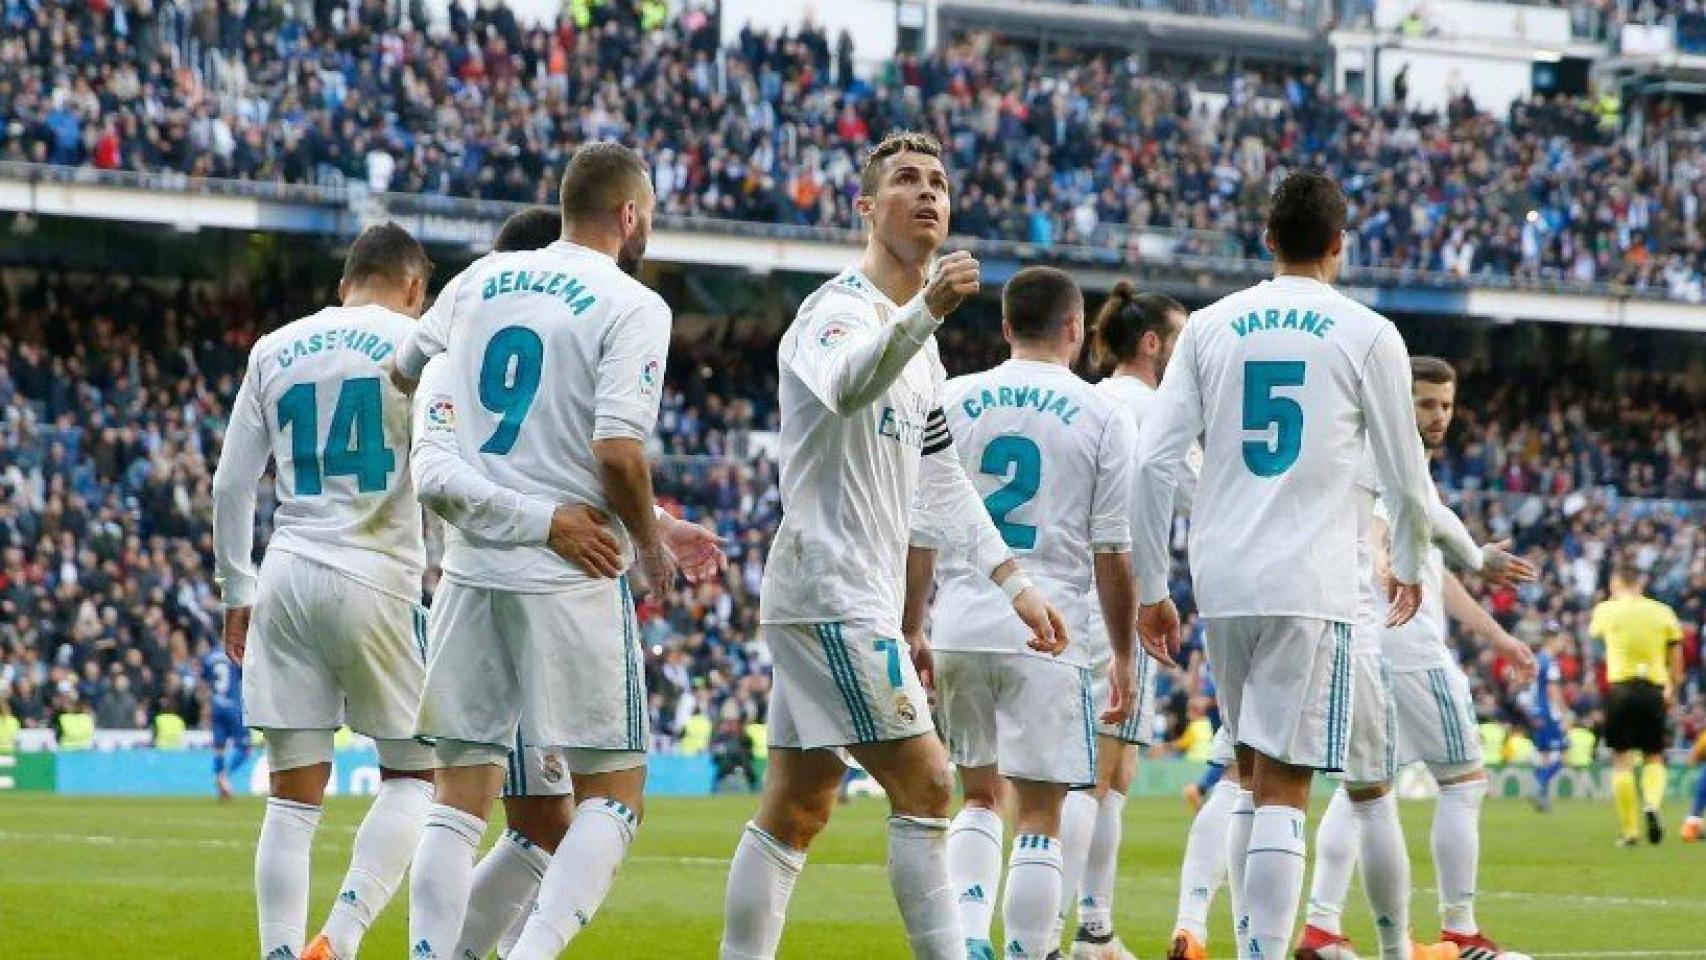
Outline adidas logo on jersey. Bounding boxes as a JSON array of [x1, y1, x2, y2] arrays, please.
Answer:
[[959, 883, 988, 904], [339, 888, 359, 905], [264, 947, 295, 960], [411, 939, 437, 958]]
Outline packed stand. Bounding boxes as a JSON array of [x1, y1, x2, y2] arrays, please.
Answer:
[[4, 1, 1706, 295], [0, 268, 1702, 774]]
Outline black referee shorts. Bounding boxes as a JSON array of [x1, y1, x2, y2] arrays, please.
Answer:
[[1604, 679, 1667, 754]]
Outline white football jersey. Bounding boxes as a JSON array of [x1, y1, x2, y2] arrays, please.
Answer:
[[1131, 275, 1434, 622], [397, 241, 671, 591], [930, 360, 1135, 666], [760, 268, 1010, 636], [213, 304, 424, 606], [1373, 477, 1483, 671], [1096, 375, 1202, 516]]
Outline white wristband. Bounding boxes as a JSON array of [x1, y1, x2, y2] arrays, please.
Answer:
[[1001, 572, 1034, 603]]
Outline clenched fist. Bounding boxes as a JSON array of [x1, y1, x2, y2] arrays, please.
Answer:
[[924, 251, 980, 320]]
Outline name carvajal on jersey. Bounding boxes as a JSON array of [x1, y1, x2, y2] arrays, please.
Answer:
[[959, 385, 1083, 425]]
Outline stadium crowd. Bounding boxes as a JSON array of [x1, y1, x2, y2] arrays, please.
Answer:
[[4, 0, 1706, 297], [1, 267, 1703, 773]]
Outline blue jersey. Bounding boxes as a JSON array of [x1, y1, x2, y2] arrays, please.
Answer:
[[203, 650, 243, 716], [1529, 651, 1561, 726]]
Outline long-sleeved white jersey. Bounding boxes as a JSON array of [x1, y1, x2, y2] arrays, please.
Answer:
[[212, 304, 425, 607], [1131, 275, 1434, 622], [760, 268, 1011, 636], [413, 355, 681, 549], [395, 241, 670, 591], [1372, 467, 1486, 671], [1096, 375, 1202, 516], [926, 360, 1135, 666]]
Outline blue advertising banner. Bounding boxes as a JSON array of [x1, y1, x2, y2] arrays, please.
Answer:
[[52, 748, 725, 797]]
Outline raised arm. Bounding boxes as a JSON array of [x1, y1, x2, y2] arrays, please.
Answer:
[[788, 254, 980, 416], [393, 269, 466, 384]]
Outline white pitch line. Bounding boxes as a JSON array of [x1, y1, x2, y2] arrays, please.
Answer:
[[1532, 952, 1706, 958]]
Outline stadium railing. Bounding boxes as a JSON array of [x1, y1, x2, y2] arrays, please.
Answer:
[[4, 161, 1688, 308]]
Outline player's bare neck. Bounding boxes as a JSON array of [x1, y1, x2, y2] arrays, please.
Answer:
[[341, 285, 412, 316], [860, 236, 930, 305], [1011, 342, 1070, 367], [1274, 261, 1335, 284]]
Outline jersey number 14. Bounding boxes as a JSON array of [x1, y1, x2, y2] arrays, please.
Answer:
[[276, 377, 395, 494]]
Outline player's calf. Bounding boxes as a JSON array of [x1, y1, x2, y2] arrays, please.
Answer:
[[507, 757, 647, 960]]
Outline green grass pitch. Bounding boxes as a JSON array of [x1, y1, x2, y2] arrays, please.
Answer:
[[1, 793, 1702, 958]]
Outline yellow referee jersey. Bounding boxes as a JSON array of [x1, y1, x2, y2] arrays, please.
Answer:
[[1589, 595, 1682, 685]]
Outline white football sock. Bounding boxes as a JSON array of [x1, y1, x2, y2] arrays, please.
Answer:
[[456, 828, 551, 960], [408, 804, 486, 960], [1244, 805, 1307, 960], [1079, 789, 1126, 939], [497, 893, 535, 958], [1305, 787, 1357, 936], [1353, 792, 1412, 959], [255, 797, 321, 960], [888, 814, 962, 959], [947, 805, 1005, 950], [720, 821, 806, 960], [1003, 834, 1064, 960], [1227, 788, 1255, 950], [321, 776, 433, 958], [508, 798, 638, 960], [1432, 779, 1487, 936], [1055, 790, 1098, 940], [1175, 778, 1237, 942]]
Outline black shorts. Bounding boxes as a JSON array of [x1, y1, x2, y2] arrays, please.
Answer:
[[1604, 680, 1667, 754]]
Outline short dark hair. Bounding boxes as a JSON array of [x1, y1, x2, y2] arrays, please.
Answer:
[[342, 222, 431, 288], [559, 141, 651, 223], [859, 131, 944, 196], [1092, 280, 1185, 371], [493, 207, 561, 252], [1266, 170, 1347, 263], [1611, 561, 1641, 588], [1411, 356, 1457, 385], [1002, 266, 1082, 342]]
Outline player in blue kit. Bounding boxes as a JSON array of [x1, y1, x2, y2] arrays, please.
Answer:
[[204, 645, 252, 800], [1528, 634, 1569, 812]]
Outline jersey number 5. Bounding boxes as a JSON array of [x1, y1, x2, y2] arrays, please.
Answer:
[[479, 326, 545, 454], [980, 435, 1041, 549], [1242, 360, 1305, 477], [276, 377, 395, 495]]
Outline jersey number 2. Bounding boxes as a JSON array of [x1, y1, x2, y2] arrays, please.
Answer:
[[276, 377, 394, 495], [479, 326, 544, 454], [1242, 360, 1305, 477], [980, 435, 1041, 549]]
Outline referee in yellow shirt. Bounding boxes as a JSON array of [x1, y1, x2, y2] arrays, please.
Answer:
[[1589, 563, 1684, 846]]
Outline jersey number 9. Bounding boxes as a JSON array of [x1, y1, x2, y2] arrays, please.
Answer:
[[479, 326, 545, 455]]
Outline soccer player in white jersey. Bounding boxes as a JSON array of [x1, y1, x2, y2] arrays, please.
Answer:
[[212, 224, 440, 960], [1286, 439, 1475, 960], [1299, 358, 1539, 960], [1131, 171, 1437, 960], [900, 266, 1139, 960], [718, 132, 1069, 960], [407, 206, 726, 960], [1059, 283, 1191, 960], [393, 143, 677, 960]]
